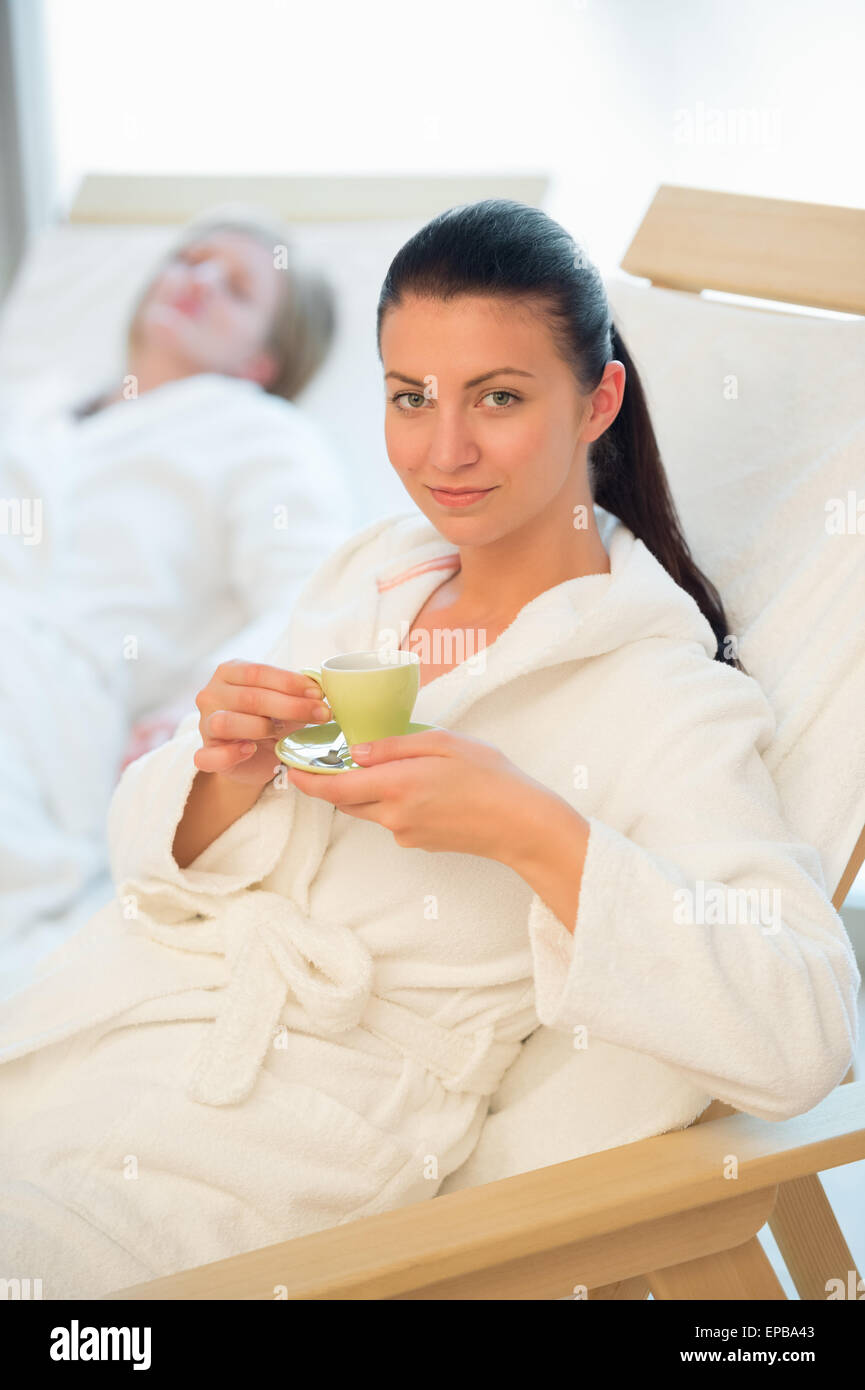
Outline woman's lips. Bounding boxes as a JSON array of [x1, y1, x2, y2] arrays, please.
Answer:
[[428, 486, 495, 508]]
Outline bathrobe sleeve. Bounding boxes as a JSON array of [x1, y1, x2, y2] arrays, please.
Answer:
[[526, 648, 861, 1122], [107, 709, 297, 898]]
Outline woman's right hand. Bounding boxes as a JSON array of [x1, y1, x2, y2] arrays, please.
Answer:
[[192, 659, 331, 786]]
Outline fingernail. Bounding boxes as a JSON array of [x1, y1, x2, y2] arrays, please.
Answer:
[[351, 743, 371, 757], [304, 685, 322, 697]]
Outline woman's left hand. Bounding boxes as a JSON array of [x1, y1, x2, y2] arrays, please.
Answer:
[[280, 728, 547, 864]]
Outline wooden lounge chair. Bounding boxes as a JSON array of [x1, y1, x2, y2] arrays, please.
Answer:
[[107, 185, 865, 1301]]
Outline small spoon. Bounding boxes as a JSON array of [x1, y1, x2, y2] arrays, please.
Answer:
[[309, 738, 351, 768]]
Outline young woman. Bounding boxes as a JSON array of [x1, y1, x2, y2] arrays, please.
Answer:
[[0, 212, 348, 960], [0, 200, 857, 1298]]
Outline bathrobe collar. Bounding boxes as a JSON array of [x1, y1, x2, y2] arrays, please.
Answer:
[[354, 504, 718, 729]]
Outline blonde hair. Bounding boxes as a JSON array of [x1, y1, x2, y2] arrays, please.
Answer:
[[125, 203, 337, 401]]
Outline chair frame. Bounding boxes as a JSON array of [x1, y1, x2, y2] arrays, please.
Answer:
[[105, 183, 865, 1301]]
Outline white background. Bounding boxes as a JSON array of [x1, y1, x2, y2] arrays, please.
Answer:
[[43, 0, 865, 274]]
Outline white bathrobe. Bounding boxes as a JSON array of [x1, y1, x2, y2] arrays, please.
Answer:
[[0, 373, 348, 952], [0, 504, 858, 1298]]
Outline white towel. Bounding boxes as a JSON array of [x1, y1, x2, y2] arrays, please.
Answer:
[[604, 277, 865, 896]]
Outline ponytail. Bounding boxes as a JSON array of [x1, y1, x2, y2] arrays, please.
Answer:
[[593, 323, 746, 672]]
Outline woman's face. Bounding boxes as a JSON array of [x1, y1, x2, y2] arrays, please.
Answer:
[[130, 230, 283, 384], [381, 292, 623, 545]]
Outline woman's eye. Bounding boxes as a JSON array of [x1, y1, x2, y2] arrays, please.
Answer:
[[482, 390, 517, 408], [392, 392, 428, 410]]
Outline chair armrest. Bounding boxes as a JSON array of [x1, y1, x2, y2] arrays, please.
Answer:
[[106, 1080, 865, 1300]]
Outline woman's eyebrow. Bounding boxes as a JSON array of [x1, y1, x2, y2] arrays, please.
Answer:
[[384, 367, 536, 389]]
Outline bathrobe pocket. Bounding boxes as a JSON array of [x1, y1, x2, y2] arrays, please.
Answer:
[[31, 1018, 420, 1282]]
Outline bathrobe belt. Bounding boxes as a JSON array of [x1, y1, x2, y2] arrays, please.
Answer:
[[134, 889, 522, 1108]]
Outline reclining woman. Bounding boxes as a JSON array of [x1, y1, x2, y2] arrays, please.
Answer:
[[0, 210, 348, 963], [0, 199, 858, 1298]]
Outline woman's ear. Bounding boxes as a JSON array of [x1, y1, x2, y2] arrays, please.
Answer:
[[581, 360, 626, 444]]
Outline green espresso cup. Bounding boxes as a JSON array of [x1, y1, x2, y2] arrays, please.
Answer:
[[300, 650, 421, 746]]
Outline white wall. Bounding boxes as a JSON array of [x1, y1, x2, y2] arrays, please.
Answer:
[[43, 0, 865, 275]]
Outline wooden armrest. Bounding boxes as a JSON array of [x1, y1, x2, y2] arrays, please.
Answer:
[[107, 1080, 865, 1300]]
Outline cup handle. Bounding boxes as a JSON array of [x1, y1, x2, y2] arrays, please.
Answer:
[[297, 664, 325, 700]]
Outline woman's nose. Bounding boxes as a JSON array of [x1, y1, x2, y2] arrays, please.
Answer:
[[425, 411, 480, 472]]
